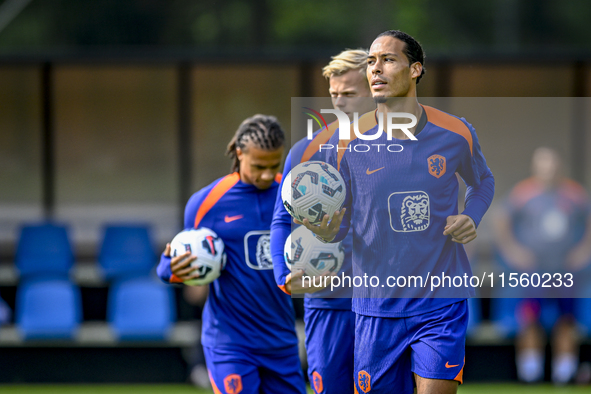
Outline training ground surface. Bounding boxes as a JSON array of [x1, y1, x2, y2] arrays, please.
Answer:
[[0, 384, 590, 393]]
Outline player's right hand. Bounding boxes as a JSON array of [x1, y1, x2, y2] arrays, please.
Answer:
[[286, 269, 333, 294], [164, 243, 203, 282], [294, 208, 346, 243]]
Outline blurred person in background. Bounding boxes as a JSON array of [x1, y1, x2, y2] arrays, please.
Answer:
[[157, 114, 306, 394], [494, 147, 591, 384], [271, 48, 374, 394]]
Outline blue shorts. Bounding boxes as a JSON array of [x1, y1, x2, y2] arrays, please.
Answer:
[[354, 300, 468, 394], [204, 345, 306, 394], [304, 308, 355, 394]]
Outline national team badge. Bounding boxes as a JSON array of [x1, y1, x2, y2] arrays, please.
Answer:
[[388, 191, 430, 232], [428, 154, 446, 178], [312, 371, 324, 393], [224, 373, 243, 394], [358, 370, 371, 393], [244, 231, 273, 270]]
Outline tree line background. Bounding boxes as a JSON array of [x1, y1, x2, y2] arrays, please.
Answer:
[[0, 0, 589, 56]]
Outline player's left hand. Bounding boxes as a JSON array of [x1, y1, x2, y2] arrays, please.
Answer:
[[164, 243, 202, 282], [443, 214, 477, 244]]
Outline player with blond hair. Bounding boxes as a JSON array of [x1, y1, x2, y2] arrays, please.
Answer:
[[271, 49, 374, 394]]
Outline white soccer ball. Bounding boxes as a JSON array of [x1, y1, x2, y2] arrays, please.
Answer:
[[284, 225, 344, 277], [281, 161, 346, 225], [169, 228, 226, 286]]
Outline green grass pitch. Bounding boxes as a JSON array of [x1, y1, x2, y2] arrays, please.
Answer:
[[0, 384, 589, 393]]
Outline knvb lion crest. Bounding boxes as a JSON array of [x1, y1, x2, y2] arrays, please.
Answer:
[[358, 370, 371, 393], [428, 154, 446, 178], [312, 371, 324, 393], [256, 234, 273, 269], [244, 231, 273, 270], [401, 194, 430, 231], [388, 191, 430, 232], [224, 373, 243, 394]]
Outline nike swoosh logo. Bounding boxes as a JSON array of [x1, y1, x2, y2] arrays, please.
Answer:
[[366, 167, 385, 175], [445, 362, 460, 368], [224, 214, 244, 223]]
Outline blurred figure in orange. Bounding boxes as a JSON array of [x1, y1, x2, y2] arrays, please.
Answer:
[[494, 147, 591, 384]]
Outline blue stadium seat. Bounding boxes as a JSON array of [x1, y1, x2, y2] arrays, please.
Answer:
[[99, 224, 156, 280], [16, 223, 74, 280], [16, 279, 81, 340], [107, 277, 175, 341]]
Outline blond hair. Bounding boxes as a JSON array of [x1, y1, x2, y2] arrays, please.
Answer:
[[322, 49, 368, 79]]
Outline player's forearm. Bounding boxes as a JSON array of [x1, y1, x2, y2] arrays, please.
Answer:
[[462, 167, 495, 228], [270, 151, 294, 288], [270, 176, 293, 287], [270, 219, 292, 287]]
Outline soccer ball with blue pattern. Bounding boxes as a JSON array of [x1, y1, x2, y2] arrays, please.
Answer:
[[284, 225, 344, 277], [281, 161, 346, 225], [170, 228, 226, 286]]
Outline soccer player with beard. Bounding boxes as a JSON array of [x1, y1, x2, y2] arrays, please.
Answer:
[[270, 49, 374, 394], [299, 31, 495, 394], [158, 114, 306, 394]]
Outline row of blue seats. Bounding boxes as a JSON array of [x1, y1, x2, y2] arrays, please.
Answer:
[[16, 223, 157, 280], [9, 223, 591, 341], [10, 223, 175, 341], [17, 277, 175, 340]]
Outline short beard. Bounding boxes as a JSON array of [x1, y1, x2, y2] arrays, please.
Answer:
[[373, 96, 387, 104]]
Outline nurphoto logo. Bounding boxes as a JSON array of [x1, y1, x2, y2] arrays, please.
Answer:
[[303, 107, 418, 141]]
